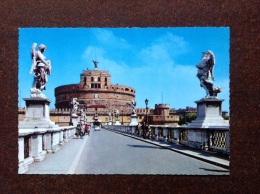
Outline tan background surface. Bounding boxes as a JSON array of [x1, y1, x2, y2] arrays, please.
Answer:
[[0, 0, 259, 193]]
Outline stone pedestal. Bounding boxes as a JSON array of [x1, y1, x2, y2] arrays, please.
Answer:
[[114, 120, 121, 125], [19, 98, 58, 129], [186, 98, 229, 150], [129, 114, 138, 126], [187, 98, 229, 128], [70, 114, 78, 126]]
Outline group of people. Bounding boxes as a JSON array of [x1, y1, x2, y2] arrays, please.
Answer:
[[75, 123, 91, 139], [135, 122, 151, 139]]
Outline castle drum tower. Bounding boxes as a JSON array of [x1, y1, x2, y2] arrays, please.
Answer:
[[54, 61, 136, 116]]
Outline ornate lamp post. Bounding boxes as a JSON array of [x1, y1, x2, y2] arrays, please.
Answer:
[[145, 98, 148, 124]]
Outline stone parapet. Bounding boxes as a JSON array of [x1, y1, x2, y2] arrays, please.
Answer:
[[18, 126, 75, 174], [105, 124, 230, 155]]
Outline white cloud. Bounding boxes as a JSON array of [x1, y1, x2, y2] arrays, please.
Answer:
[[154, 32, 189, 56], [137, 32, 189, 72], [93, 29, 131, 49], [81, 46, 105, 61]]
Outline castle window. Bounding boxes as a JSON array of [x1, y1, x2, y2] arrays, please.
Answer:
[[105, 77, 107, 82], [91, 77, 94, 81], [125, 88, 129, 91], [98, 77, 101, 82]]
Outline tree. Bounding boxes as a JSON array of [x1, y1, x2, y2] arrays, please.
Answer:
[[186, 113, 197, 123], [178, 115, 185, 125], [223, 116, 230, 120]]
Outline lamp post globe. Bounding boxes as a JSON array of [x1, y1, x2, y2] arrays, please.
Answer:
[[145, 98, 148, 106]]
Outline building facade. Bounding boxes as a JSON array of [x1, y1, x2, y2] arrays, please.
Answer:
[[136, 104, 179, 126]]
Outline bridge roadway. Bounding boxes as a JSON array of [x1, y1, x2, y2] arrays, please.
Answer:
[[25, 128, 230, 175]]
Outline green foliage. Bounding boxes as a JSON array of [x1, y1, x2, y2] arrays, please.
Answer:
[[223, 116, 230, 120], [178, 115, 185, 125], [186, 113, 197, 123], [178, 113, 197, 125]]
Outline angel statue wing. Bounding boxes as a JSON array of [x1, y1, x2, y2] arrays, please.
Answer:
[[29, 43, 37, 74]]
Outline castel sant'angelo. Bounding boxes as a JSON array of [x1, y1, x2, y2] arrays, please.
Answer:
[[54, 61, 135, 115], [18, 60, 179, 126]]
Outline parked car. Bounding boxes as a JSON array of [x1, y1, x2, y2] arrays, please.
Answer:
[[93, 121, 101, 131]]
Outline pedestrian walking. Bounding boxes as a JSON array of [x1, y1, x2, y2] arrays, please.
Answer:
[[135, 124, 139, 136], [85, 124, 90, 136], [75, 124, 81, 139], [142, 122, 146, 139]]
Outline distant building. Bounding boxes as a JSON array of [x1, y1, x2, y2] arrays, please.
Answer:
[[174, 106, 197, 116], [136, 104, 179, 126], [172, 106, 197, 125]]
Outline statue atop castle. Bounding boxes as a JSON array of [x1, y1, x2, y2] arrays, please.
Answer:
[[196, 50, 221, 98], [93, 60, 99, 70]]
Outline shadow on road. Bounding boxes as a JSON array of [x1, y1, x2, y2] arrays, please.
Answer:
[[127, 144, 163, 149], [199, 168, 230, 173]]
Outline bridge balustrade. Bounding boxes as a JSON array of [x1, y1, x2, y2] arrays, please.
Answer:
[[105, 125, 230, 155], [18, 126, 76, 174]]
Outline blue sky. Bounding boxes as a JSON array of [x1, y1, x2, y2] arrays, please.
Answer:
[[18, 27, 230, 112]]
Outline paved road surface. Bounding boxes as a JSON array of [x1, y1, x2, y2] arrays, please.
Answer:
[[75, 128, 229, 175]]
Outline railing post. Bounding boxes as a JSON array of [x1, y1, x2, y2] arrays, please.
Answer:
[[31, 134, 46, 162], [174, 128, 180, 144], [51, 132, 61, 152], [18, 137, 26, 173], [59, 130, 64, 145], [45, 133, 52, 153], [63, 129, 68, 142], [155, 127, 158, 140], [18, 137, 24, 163], [163, 127, 168, 142]]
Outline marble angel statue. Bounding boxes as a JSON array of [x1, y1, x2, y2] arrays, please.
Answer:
[[30, 43, 52, 93], [196, 50, 221, 98]]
